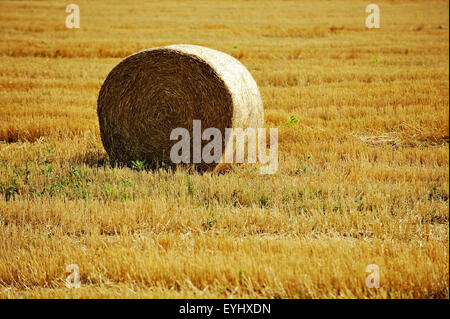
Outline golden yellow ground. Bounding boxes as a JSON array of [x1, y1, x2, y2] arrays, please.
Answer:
[[0, 0, 448, 298]]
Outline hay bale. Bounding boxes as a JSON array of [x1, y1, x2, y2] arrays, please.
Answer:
[[97, 44, 263, 172]]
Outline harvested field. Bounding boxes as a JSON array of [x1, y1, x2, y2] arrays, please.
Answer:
[[0, 0, 448, 299]]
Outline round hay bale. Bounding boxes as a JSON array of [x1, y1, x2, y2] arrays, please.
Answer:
[[97, 44, 263, 172]]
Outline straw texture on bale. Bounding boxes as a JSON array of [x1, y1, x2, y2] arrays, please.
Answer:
[[97, 44, 264, 172]]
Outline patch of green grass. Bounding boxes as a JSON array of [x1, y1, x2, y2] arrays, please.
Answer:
[[286, 114, 299, 126], [119, 180, 132, 201], [259, 194, 269, 207], [187, 176, 194, 195], [1, 180, 18, 201], [203, 216, 217, 230], [131, 160, 148, 172]]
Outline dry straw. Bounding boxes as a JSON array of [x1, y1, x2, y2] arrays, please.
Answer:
[[97, 44, 264, 172]]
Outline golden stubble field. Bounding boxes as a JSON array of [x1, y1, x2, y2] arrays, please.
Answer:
[[0, 0, 448, 299]]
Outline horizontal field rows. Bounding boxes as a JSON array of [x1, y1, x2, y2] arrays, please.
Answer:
[[0, 228, 447, 298]]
